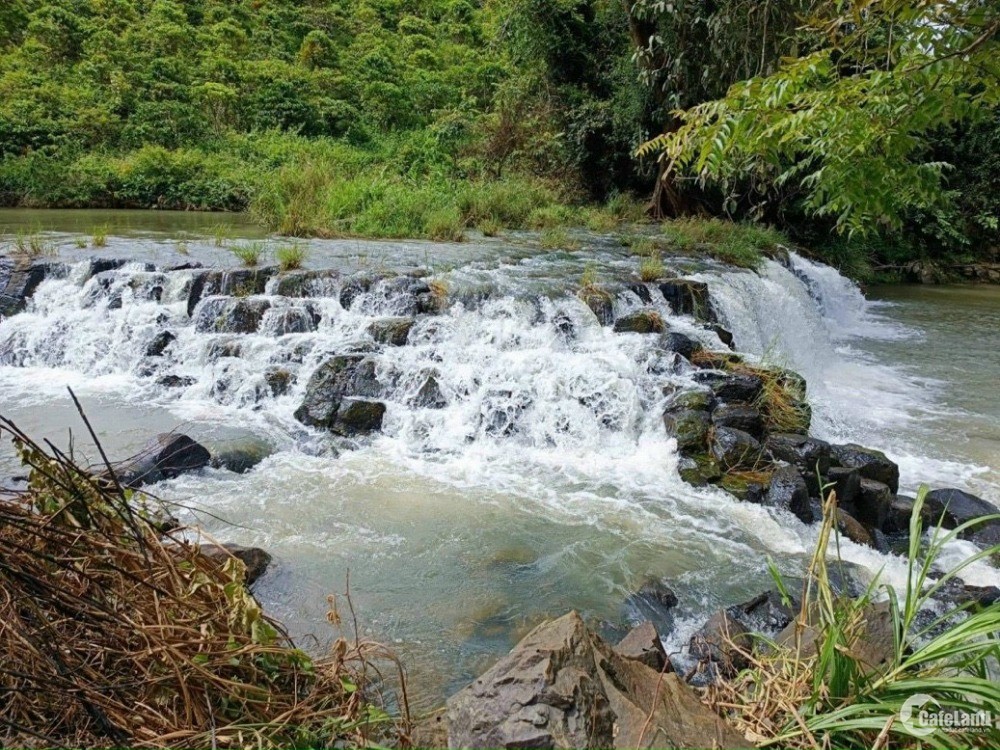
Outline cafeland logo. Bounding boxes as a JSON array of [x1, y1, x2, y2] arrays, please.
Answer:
[[900, 693, 995, 736]]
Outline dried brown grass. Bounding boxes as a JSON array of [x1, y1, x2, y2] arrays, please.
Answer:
[[0, 409, 409, 749]]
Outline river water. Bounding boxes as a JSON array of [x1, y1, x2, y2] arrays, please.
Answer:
[[1, 211, 997, 707]]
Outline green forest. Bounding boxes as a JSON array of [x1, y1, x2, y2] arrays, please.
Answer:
[[0, 0, 997, 273]]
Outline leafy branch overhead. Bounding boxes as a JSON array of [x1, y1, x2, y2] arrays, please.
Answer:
[[640, 0, 1000, 236]]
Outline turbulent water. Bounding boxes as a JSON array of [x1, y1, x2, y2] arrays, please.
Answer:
[[1, 220, 997, 706]]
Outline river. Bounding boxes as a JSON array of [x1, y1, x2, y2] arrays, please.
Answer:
[[1, 210, 997, 708]]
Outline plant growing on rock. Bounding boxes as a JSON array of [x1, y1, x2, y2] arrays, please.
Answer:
[[276, 242, 307, 271], [231, 241, 266, 267], [705, 487, 1000, 749], [639, 251, 665, 281], [10, 230, 54, 257], [540, 227, 580, 251], [91, 225, 109, 248]]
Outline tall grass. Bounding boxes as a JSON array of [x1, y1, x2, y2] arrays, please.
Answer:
[[707, 487, 1000, 749], [661, 218, 787, 269], [639, 251, 665, 281]]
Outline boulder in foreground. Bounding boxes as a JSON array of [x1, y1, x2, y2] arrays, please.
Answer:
[[447, 611, 749, 749]]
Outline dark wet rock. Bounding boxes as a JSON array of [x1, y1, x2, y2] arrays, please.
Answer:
[[0, 258, 64, 316], [626, 283, 653, 305], [81, 257, 128, 281], [194, 296, 272, 334], [708, 323, 735, 348], [826, 467, 861, 513], [730, 590, 796, 635], [446, 611, 748, 750], [186, 268, 276, 316], [145, 330, 176, 357], [622, 577, 679, 634], [613, 309, 664, 334], [659, 331, 699, 359], [294, 355, 383, 433], [657, 279, 715, 321], [272, 269, 339, 297], [615, 621, 669, 672], [265, 304, 320, 335], [924, 488, 1000, 546], [200, 543, 271, 586], [263, 366, 293, 397], [710, 427, 763, 470], [765, 433, 832, 489], [331, 398, 386, 436], [830, 443, 899, 494], [719, 474, 768, 503], [578, 287, 614, 326], [338, 274, 381, 310], [765, 466, 813, 523], [662, 409, 710, 453], [689, 609, 750, 674], [692, 370, 764, 402], [666, 388, 716, 412], [206, 338, 243, 360], [551, 311, 575, 340], [677, 453, 722, 486], [712, 403, 764, 439], [156, 374, 195, 389], [368, 316, 415, 346], [854, 478, 893, 531], [939, 582, 1000, 611], [412, 373, 447, 409], [164, 261, 203, 272], [883, 494, 930, 534], [835, 508, 875, 548], [115, 433, 211, 487]]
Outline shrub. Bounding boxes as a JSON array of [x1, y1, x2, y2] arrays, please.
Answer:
[[424, 206, 465, 242]]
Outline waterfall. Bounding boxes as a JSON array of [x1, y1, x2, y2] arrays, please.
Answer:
[[1, 244, 995, 681]]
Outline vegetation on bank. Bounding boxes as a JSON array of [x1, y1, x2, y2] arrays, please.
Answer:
[[0, 1, 996, 270], [707, 488, 1000, 749], [0, 413, 408, 748]]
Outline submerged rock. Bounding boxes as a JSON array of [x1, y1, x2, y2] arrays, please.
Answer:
[[263, 366, 294, 397], [272, 269, 339, 297], [186, 268, 276, 316], [412, 373, 447, 408]]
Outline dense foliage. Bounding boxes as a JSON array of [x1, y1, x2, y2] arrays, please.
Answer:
[[0, 0, 997, 267], [641, 0, 1000, 266]]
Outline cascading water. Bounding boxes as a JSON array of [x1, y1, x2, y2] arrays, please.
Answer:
[[0, 236, 996, 706]]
